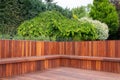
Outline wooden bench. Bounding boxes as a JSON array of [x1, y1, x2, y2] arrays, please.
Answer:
[[0, 55, 120, 77], [0, 55, 62, 78], [0, 55, 61, 65], [60, 55, 120, 74], [1, 55, 120, 65], [62, 55, 120, 62]]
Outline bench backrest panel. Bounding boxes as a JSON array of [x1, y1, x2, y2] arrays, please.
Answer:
[[0, 40, 120, 59]]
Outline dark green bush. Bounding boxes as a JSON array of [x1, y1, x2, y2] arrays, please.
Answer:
[[90, 0, 119, 39]]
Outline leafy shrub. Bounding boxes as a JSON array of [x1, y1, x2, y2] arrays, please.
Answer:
[[18, 11, 98, 41], [17, 11, 66, 40], [0, 34, 11, 39], [12, 35, 25, 40], [13, 35, 50, 41], [1, 0, 72, 35], [77, 19, 98, 40], [89, 0, 119, 39], [79, 17, 109, 40]]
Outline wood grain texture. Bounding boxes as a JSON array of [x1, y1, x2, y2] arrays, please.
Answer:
[[0, 40, 120, 58], [1, 68, 120, 80], [0, 40, 120, 78], [0, 59, 60, 78]]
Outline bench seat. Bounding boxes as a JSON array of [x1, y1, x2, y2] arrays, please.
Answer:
[[0, 55, 61, 65], [0, 55, 120, 77], [62, 55, 120, 62], [0, 55, 120, 65]]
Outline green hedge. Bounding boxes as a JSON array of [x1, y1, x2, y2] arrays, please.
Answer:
[[17, 11, 98, 41]]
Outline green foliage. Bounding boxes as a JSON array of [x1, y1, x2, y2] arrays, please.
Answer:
[[79, 17, 109, 40], [45, 0, 53, 3], [17, 11, 65, 40], [77, 19, 98, 40], [0, 0, 46, 34], [0, 0, 22, 34], [72, 6, 88, 19], [13, 35, 50, 41], [0, 0, 72, 35], [72, 4, 91, 19], [56, 19, 98, 41], [54, 6, 72, 19], [0, 34, 11, 39], [90, 0, 119, 39], [17, 11, 98, 41], [46, 3, 72, 18], [110, 0, 120, 39], [20, 0, 46, 20], [0, 34, 50, 41]]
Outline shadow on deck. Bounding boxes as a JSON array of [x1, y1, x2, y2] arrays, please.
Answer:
[[1, 68, 120, 80]]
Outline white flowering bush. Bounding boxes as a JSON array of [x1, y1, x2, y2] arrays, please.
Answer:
[[79, 17, 109, 40]]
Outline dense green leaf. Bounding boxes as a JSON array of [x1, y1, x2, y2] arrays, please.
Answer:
[[17, 11, 98, 41], [89, 0, 119, 39]]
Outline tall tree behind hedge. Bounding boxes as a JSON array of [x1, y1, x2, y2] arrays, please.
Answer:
[[110, 0, 120, 39], [72, 4, 92, 19], [72, 6, 87, 19], [89, 0, 119, 39], [49, 3, 72, 18], [0, 0, 21, 34], [45, 1, 72, 18], [0, 0, 46, 34]]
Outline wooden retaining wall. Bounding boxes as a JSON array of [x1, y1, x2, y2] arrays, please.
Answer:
[[0, 40, 120, 58], [0, 40, 120, 77]]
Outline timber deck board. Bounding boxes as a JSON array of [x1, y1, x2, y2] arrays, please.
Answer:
[[1, 68, 120, 80]]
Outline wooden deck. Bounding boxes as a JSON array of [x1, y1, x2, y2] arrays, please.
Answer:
[[1, 68, 120, 80]]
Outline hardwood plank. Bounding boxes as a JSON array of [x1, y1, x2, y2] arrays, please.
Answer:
[[1, 68, 120, 80]]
